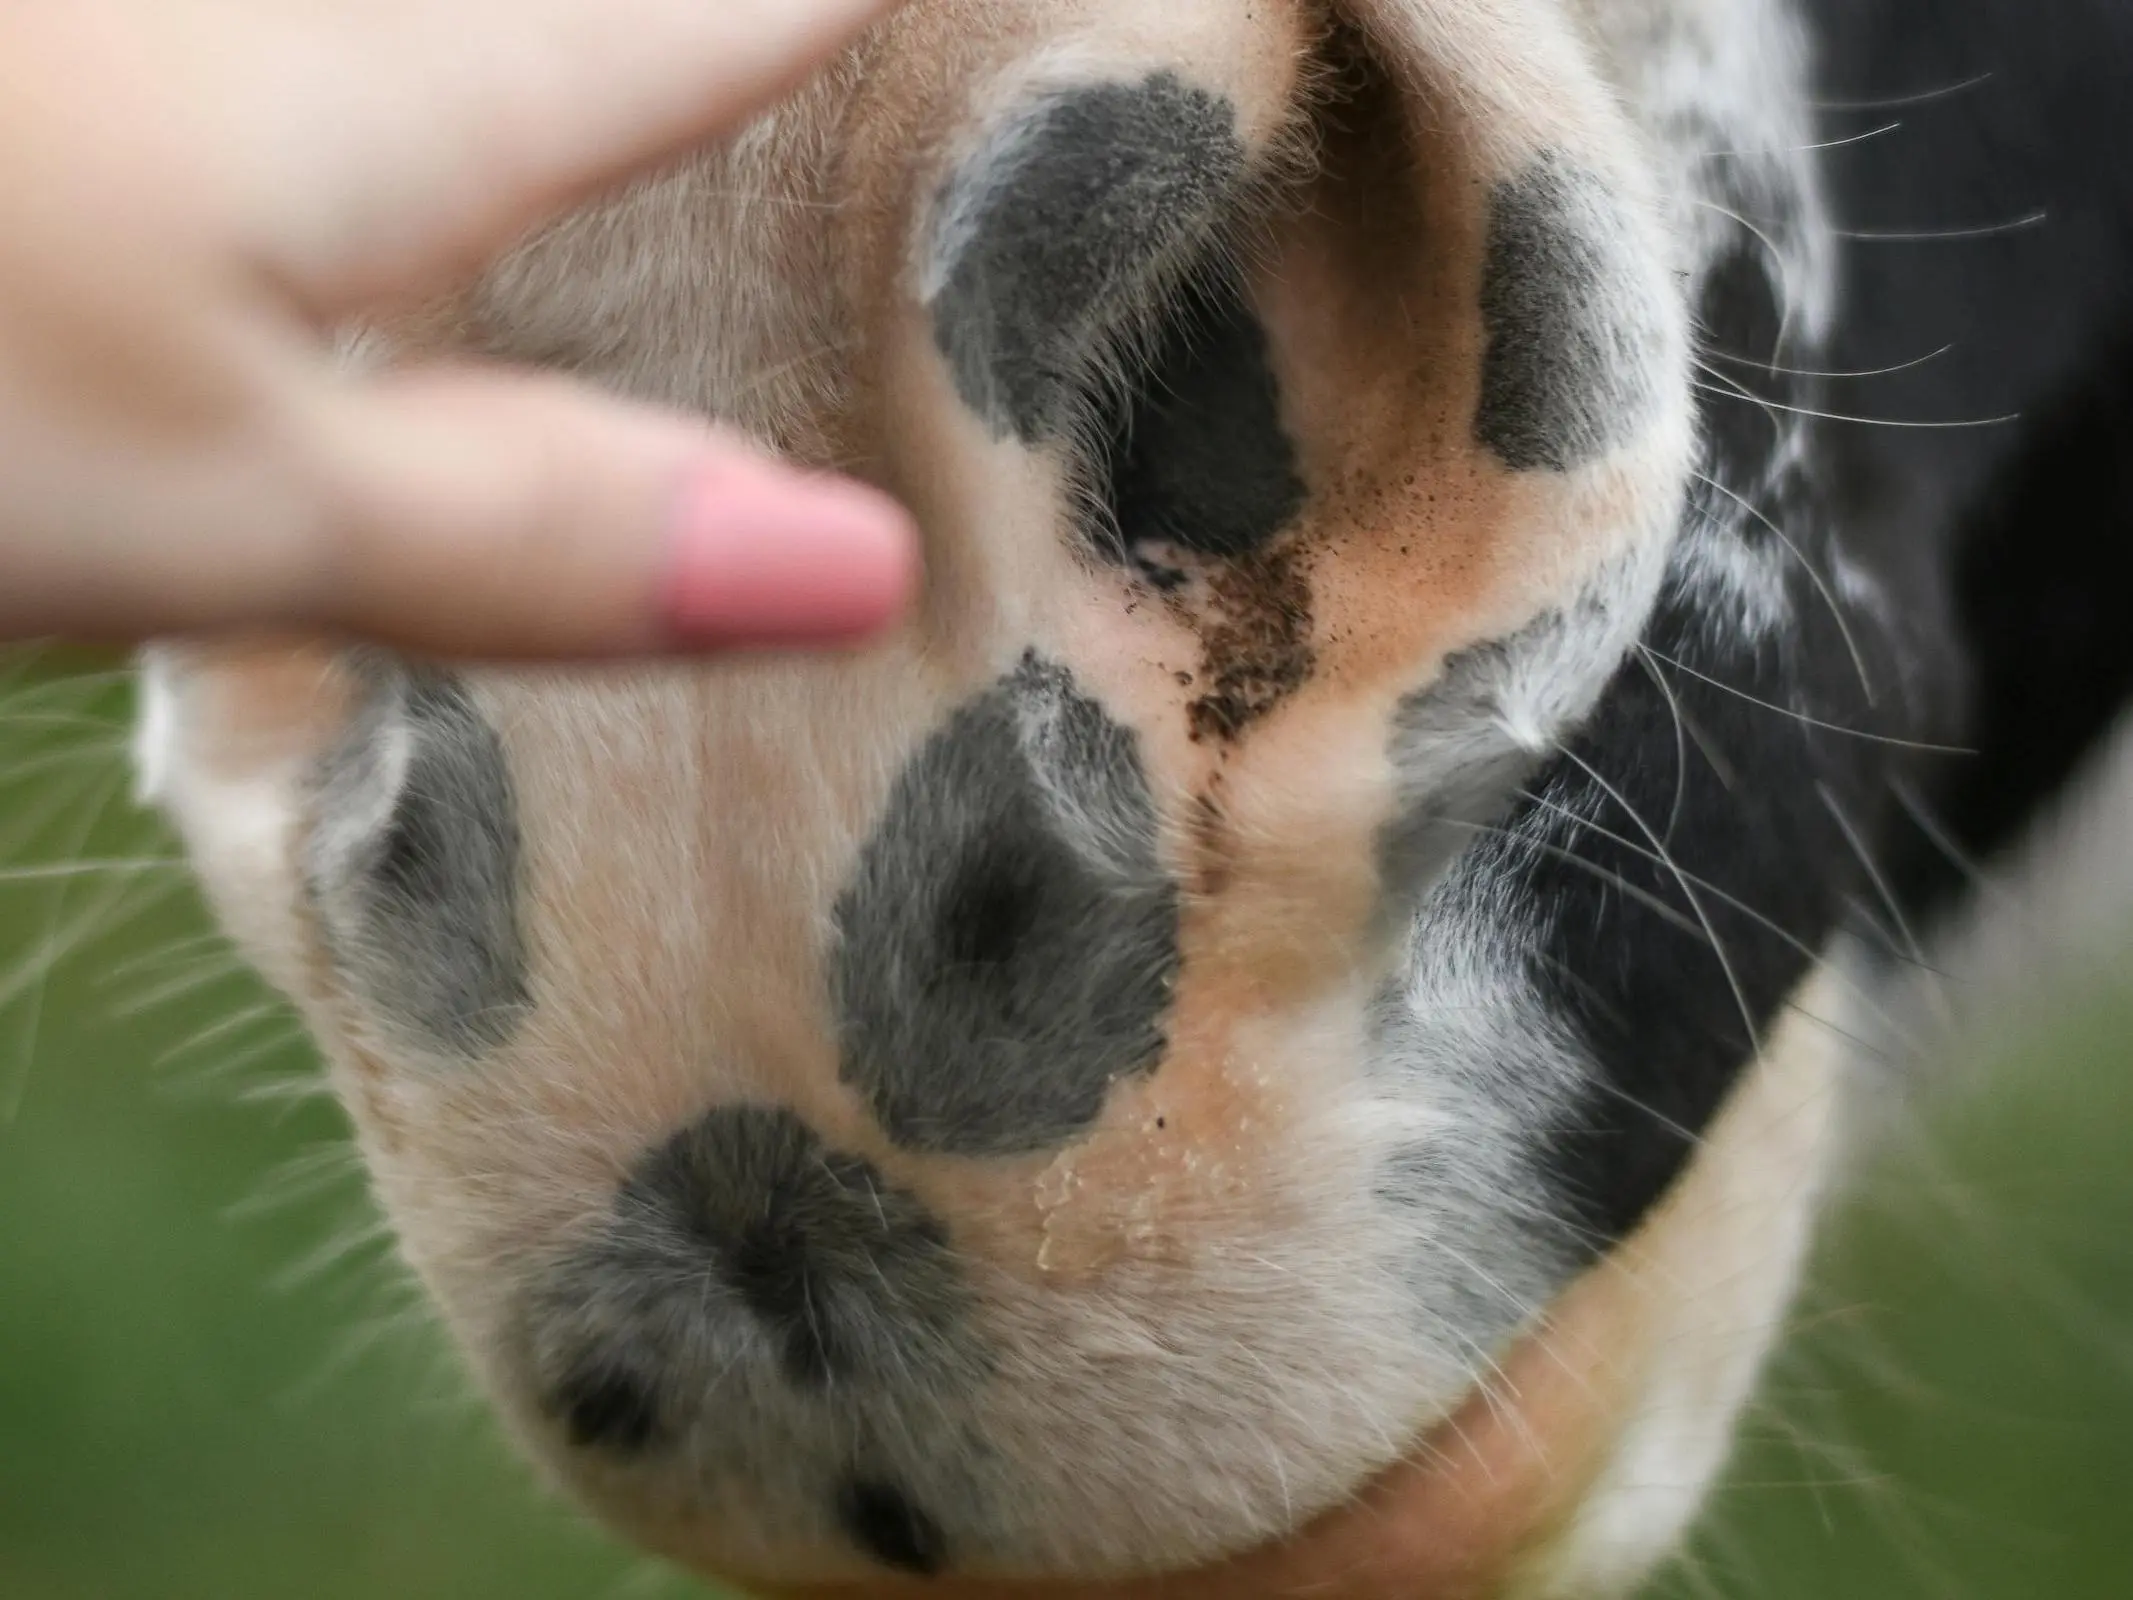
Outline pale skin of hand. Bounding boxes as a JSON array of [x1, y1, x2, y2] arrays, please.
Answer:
[[0, 5, 1623, 1593], [0, 0, 920, 657]]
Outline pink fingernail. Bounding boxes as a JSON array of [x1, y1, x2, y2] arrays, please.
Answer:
[[660, 467, 918, 649]]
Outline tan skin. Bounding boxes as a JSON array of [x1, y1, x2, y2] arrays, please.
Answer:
[[5, 6, 1661, 1596]]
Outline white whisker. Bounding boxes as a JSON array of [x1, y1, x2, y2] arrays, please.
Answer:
[[1690, 378, 2021, 430], [1819, 783, 1957, 1031], [1706, 120, 1904, 157], [0, 857, 185, 884], [1702, 342, 1955, 382], [1837, 209, 2049, 243], [1812, 73, 1995, 112], [1505, 784, 1917, 1043], [1534, 756, 1761, 1060], [1691, 468, 1879, 704], [1639, 643, 1973, 753], [109, 952, 256, 1019]]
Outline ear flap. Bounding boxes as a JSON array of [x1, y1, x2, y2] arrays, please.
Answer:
[[305, 655, 530, 1060]]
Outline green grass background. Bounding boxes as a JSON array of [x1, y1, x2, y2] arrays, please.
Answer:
[[2, 660, 2130, 1599]]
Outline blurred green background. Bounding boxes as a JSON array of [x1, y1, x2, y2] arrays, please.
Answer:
[[2, 658, 2129, 1600]]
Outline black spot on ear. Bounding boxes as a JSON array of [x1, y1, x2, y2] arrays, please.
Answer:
[[836, 1477, 949, 1576], [1475, 155, 1665, 473], [1092, 262, 1308, 576], [928, 72, 1248, 443], [834, 655, 1181, 1156], [554, 1360, 664, 1453], [307, 662, 529, 1056]]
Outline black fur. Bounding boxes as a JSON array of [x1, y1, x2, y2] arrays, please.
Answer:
[[1524, 0, 2133, 1243], [836, 1477, 950, 1575], [1509, 150, 1878, 1242], [1693, 237, 1800, 551], [1896, 348, 2133, 918], [1802, 0, 2133, 923], [1090, 261, 1307, 580], [1522, 548, 1891, 1244]]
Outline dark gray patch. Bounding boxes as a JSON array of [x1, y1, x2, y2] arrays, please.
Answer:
[[532, 1107, 976, 1455], [928, 72, 1248, 443], [1695, 237, 1799, 528], [306, 659, 529, 1055], [833, 654, 1181, 1156], [836, 1477, 949, 1575], [1475, 154, 1664, 472], [1093, 261, 1308, 577], [633, 1107, 964, 1392]]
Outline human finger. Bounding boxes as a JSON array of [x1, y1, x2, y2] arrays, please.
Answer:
[[292, 363, 919, 659]]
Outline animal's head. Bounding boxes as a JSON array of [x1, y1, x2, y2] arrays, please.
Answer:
[[138, 0, 1898, 1592]]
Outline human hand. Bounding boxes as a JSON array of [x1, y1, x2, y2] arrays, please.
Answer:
[[0, 0, 915, 658]]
